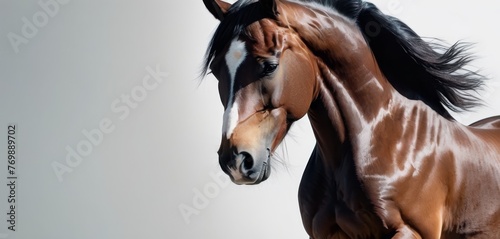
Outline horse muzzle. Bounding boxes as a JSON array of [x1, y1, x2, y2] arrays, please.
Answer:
[[218, 108, 287, 185], [220, 149, 271, 185]]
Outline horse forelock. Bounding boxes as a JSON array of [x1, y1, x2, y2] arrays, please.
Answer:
[[202, 0, 274, 77], [202, 0, 361, 76]]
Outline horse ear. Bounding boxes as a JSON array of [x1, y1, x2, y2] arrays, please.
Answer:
[[260, 0, 279, 16], [203, 0, 232, 21]]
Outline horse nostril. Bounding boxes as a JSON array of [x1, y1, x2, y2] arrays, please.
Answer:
[[241, 151, 254, 170], [219, 150, 235, 174]]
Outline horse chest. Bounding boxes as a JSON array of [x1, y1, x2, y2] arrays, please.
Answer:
[[298, 151, 391, 238]]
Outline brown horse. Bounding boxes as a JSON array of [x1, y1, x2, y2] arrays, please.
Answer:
[[201, 0, 500, 238]]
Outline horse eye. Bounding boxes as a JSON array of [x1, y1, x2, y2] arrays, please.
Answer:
[[261, 62, 278, 76]]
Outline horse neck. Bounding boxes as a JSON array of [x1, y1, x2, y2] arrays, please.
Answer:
[[280, 2, 397, 153], [307, 57, 399, 163]]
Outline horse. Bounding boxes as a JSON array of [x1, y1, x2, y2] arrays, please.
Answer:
[[201, 0, 500, 238]]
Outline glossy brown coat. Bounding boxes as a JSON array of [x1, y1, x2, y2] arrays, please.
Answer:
[[202, 0, 500, 238]]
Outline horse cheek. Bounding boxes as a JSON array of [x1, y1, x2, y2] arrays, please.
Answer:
[[282, 53, 316, 120]]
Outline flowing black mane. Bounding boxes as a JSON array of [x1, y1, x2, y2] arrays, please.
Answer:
[[203, 0, 485, 119], [354, 1, 484, 119]]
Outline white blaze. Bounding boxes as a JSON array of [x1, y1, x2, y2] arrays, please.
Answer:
[[224, 101, 239, 139], [222, 39, 247, 139]]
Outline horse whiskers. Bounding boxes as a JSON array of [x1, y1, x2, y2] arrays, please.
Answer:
[[268, 139, 291, 174]]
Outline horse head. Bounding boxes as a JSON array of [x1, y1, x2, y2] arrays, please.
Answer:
[[203, 0, 320, 184]]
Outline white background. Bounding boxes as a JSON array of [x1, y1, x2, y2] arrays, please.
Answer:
[[0, 0, 499, 238]]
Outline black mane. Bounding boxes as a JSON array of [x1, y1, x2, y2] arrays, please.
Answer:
[[203, 0, 486, 119], [355, 1, 484, 119], [309, 0, 485, 119]]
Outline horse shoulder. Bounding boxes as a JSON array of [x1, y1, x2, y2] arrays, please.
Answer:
[[441, 116, 500, 237]]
